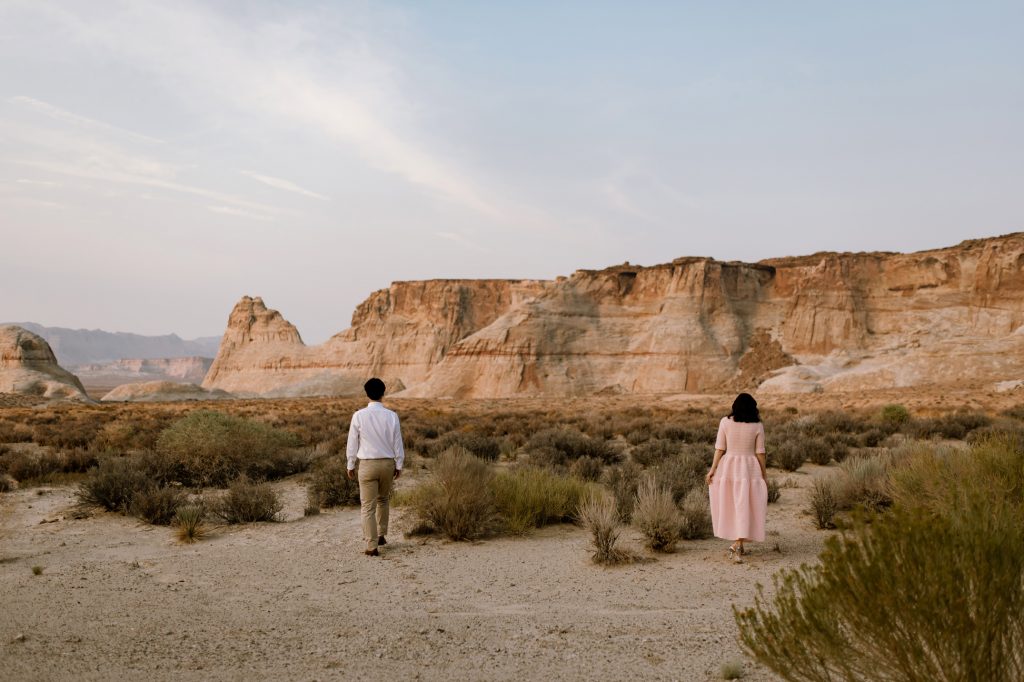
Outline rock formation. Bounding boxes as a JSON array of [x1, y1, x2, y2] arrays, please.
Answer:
[[203, 233, 1024, 398], [101, 381, 232, 403], [0, 325, 90, 400], [75, 357, 212, 385]]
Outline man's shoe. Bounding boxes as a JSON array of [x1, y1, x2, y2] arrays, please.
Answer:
[[364, 548, 379, 557], [378, 536, 387, 546]]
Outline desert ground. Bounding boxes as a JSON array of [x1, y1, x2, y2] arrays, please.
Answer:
[[1, 470, 826, 681], [1, 390, 1020, 681]]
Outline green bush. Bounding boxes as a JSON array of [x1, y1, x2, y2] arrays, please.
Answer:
[[774, 441, 806, 472], [766, 477, 781, 504], [405, 447, 496, 540], [879, 403, 910, 427], [77, 458, 149, 512], [154, 410, 302, 487], [129, 485, 186, 525], [306, 458, 361, 509], [804, 437, 832, 466], [213, 478, 283, 523], [737, 438, 1024, 682], [678, 487, 713, 540], [526, 428, 621, 466], [632, 438, 677, 466], [603, 461, 643, 522], [174, 504, 207, 543], [491, 467, 591, 535], [568, 455, 604, 481], [429, 432, 501, 461], [633, 477, 681, 552], [654, 448, 708, 503]]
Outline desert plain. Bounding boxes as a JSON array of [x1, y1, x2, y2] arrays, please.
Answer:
[[2, 388, 1021, 681]]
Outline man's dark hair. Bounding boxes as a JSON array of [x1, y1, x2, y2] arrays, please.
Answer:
[[729, 392, 761, 423], [364, 378, 386, 401]]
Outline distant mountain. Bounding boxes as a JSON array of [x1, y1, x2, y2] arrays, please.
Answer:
[[5, 323, 221, 367]]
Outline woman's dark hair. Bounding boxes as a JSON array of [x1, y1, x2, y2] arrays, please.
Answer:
[[364, 377, 386, 401], [729, 393, 761, 423]]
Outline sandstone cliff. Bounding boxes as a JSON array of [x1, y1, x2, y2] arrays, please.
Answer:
[[75, 357, 212, 384], [0, 325, 90, 400], [204, 233, 1024, 398]]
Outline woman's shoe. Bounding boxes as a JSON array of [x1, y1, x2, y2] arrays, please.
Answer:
[[728, 545, 744, 564]]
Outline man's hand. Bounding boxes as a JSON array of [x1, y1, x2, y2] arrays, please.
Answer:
[[346, 468, 356, 481], [394, 468, 402, 480]]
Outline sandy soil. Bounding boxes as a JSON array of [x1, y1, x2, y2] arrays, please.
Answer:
[[0, 466, 832, 682]]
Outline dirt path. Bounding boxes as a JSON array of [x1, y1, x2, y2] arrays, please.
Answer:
[[0, 470, 829, 681]]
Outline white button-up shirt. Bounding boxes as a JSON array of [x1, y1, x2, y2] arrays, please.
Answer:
[[346, 401, 405, 471]]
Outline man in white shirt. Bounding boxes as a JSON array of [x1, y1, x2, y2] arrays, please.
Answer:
[[346, 378, 405, 556]]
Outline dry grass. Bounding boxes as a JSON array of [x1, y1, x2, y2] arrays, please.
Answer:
[[633, 477, 681, 552], [576, 493, 636, 565], [404, 447, 497, 541]]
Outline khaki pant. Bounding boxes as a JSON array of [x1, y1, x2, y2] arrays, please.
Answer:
[[357, 458, 395, 552]]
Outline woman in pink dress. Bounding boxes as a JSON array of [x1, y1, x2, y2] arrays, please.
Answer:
[[705, 393, 768, 563]]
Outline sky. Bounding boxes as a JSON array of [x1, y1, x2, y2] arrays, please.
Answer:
[[1, 1, 1021, 343]]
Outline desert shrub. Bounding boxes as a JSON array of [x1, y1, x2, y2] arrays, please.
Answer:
[[0, 474, 13, 493], [491, 467, 590, 535], [809, 475, 840, 529], [526, 427, 621, 465], [856, 427, 887, 448], [576, 493, 635, 565], [804, 437, 832, 466], [736, 481, 1024, 681], [879, 403, 910, 427], [603, 461, 643, 522], [766, 477, 781, 504], [632, 438, 678, 466], [155, 410, 302, 486], [174, 504, 207, 543], [654, 448, 708, 503], [813, 411, 866, 436], [966, 421, 1024, 445], [678, 487, 714, 540], [720, 660, 745, 680], [77, 458, 149, 512], [213, 478, 282, 523], [429, 432, 501, 461], [306, 458, 360, 509], [405, 447, 496, 540], [129, 485, 186, 525], [633, 478, 681, 552], [774, 441, 806, 472], [569, 455, 603, 481], [836, 454, 891, 511]]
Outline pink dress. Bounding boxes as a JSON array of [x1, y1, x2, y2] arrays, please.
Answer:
[[709, 417, 767, 542]]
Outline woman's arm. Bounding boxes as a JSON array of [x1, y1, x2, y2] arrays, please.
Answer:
[[756, 452, 767, 480], [706, 449, 725, 485]]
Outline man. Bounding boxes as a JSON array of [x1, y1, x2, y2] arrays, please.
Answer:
[[346, 378, 405, 556]]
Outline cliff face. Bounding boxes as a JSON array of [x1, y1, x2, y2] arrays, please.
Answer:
[[0, 325, 90, 400], [203, 233, 1024, 398], [75, 357, 212, 384]]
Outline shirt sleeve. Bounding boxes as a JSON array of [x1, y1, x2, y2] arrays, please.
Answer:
[[393, 414, 405, 470], [756, 423, 766, 454], [715, 418, 727, 451], [346, 413, 360, 470]]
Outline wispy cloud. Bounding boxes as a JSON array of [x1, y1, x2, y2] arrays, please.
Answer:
[[241, 171, 328, 201], [16, 178, 61, 187], [28, 1, 501, 216], [10, 95, 164, 145], [208, 205, 274, 221]]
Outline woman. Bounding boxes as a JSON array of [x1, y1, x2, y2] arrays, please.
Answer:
[[705, 393, 768, 563]]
